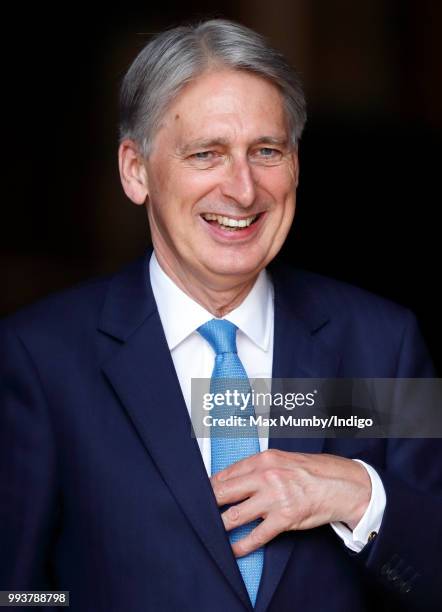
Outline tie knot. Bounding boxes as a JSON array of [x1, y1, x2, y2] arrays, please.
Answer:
[[197, 319, 238, 355]]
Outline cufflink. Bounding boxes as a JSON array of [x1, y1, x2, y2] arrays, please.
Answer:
[[367, 531, 377, 542]]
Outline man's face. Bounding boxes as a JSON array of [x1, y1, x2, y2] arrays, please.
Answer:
[[143, 68, 299, 289]]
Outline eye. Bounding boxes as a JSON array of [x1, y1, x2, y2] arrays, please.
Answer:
[[249, 147, 284, 164], [259, 147, 276, 157], [191, 151, 214, 160], [258, 147, 280, 158]]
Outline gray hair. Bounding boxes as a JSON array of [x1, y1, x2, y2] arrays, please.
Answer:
[[119, 19, 307, 157]]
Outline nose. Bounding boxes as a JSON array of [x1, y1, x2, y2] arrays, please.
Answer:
[[220, 156, 257, 209]]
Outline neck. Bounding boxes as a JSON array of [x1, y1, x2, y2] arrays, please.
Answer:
[[154, 250, 257, 317]]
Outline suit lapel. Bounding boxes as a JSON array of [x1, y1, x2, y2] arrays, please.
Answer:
[[98, 251, 252, 610], [255, 261, 340, 612]]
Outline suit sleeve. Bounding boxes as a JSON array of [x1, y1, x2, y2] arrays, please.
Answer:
[[355, 310, 442, 610], [0, 321, 59, 590]]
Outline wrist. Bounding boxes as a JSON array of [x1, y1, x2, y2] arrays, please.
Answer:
[[341, 461, 372, 530]]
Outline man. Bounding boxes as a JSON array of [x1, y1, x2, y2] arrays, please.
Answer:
[[1, 19, 440, 612]]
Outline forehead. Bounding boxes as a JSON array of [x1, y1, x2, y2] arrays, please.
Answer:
[[158, 69, 289, 146]]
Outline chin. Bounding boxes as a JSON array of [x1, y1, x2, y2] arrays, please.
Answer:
[[204, 258, 267, 282]]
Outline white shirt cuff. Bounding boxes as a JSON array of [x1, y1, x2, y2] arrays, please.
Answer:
[[330, 459, 386, 553]]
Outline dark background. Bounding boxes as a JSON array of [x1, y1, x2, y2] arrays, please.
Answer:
[[3, 0, 441, 371]]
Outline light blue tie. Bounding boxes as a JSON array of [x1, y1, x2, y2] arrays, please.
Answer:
[[197, 319, 264, 607]]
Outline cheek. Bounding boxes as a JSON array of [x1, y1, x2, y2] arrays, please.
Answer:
[[258, 164, 296, 198], [268, 186, 296, 223], [276, 168, 297, 209], [166, 172, 219, 215]]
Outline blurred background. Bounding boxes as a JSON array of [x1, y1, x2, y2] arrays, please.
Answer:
[[2, 0, 441, 371]]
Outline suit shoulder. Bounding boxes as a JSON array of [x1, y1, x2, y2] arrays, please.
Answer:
[[269, 264, 434, 375], [300, 269, 407, 317], [1, 252, 150, 349], [270, 262, 412, 329], [1, 269, 114, 342]]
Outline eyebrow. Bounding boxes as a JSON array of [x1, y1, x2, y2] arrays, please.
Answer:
[[176, 135, 289, 156]]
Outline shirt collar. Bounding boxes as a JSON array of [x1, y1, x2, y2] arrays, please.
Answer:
[[149, 251, 273, 352]]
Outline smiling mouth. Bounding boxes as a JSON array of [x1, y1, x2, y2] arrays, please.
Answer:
[[201, 212, 261, 231]]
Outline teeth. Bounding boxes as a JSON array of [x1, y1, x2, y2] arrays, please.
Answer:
[[202, 213, 258, 228]]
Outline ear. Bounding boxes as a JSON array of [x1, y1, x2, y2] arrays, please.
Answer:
[[118, 139, 149, 205]]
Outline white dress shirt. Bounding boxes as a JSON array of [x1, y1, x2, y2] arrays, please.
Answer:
[[149, 251, 386, 552]]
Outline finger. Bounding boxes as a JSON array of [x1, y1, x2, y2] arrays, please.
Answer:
[[212, 448, 282, 483], [212, 473, 258, 506], [211, 455, 257, 484], [221, 494, 266, 532], [232, 517, 282, 557]]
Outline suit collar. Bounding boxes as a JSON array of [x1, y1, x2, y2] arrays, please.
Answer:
[[97, 250, 333, 344], [269, 258, 339, 378], [97, 249, 156, 341]]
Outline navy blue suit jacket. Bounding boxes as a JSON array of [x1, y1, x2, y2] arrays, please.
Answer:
[[1, 250, 441, 611]]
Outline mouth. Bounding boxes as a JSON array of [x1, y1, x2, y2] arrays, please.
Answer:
[[200, 212, 262, 232]]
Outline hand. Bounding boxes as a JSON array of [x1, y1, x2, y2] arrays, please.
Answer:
[[210, 449, 371, 557]]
